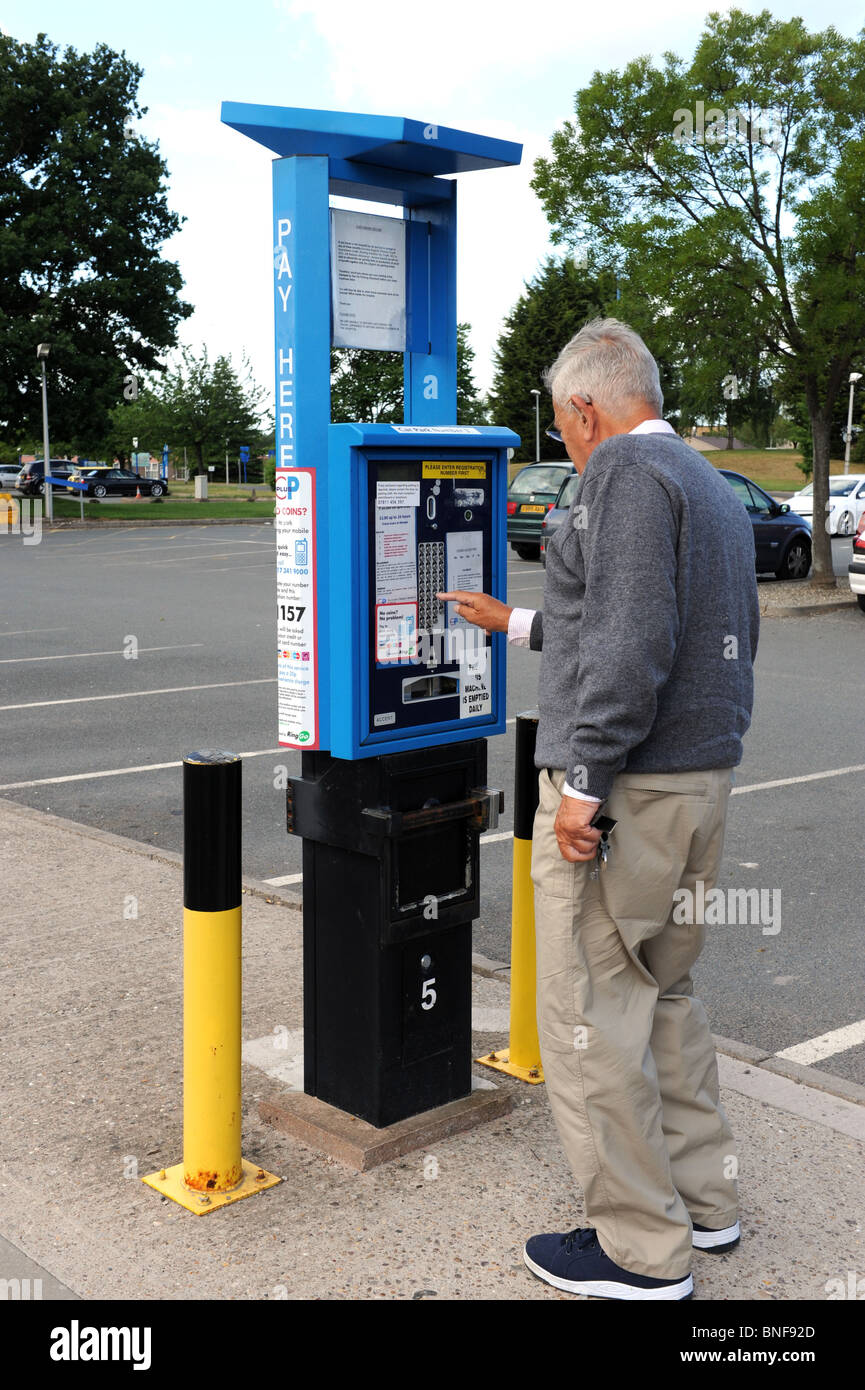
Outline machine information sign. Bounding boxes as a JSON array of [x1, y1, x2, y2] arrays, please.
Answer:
[[276, 467, 318, 748], [330, 209, 406, 352]]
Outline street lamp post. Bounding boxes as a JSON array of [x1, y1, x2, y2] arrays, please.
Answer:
[[37, 343, 52, 523], [530, 389, 541, 463], [844, 372, 862, 475]]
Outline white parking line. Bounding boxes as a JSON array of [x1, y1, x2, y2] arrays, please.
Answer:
[[0, 627, 71, 638], [774, 1019, 865, 1065], [0, 643, 203, 665], [195, 563, 276, 573], [264, 873, 304, 886], [75, 539, 275, 558], [0, 748, 283, 792], [93, 544, 273, 561], [0, 677, 277, 713], [731, 763, 865, 795]]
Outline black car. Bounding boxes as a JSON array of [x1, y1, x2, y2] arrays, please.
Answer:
[[718, 470, 812, 578], [507, 462, 575, 560], [16, 460, 76, 496], [79, 469, 169, 499]]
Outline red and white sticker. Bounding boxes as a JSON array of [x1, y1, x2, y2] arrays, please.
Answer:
[[276, 468, 318, 748], [376, 602, 418, 663]]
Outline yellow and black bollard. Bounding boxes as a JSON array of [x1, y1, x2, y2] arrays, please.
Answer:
[[478, 711, 544, 1083], [142, 751, 281, 1212]]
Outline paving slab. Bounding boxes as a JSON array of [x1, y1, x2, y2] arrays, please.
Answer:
[[1, 796, 862, 1301]]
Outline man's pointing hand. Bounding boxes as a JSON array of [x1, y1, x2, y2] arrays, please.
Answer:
[[437, 591, 513, 635]]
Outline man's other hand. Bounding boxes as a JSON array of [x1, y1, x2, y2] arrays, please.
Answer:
[[555, 795, 602, 863], [437, 591, 512, 635]]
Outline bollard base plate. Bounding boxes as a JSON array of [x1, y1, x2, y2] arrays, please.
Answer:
[[476, 1049, 545, 1084], [141, 1157, 281, 1213]]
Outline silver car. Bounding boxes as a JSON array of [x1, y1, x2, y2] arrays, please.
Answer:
[[0, 463, 22, 491]]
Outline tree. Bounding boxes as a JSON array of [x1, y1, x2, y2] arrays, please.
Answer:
[[455, 322, 488, 425], [155, 348, 267, 473], [0, 33, 192, 449], [531, 9, 865, 582], [488, 258, 615, 462], [329, 323, 486, 424]]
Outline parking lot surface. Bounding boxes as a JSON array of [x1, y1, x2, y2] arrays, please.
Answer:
[[1, 524, 862, 1084]]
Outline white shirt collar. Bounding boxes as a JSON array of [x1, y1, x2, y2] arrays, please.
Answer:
[[628, 419, 676, 435]]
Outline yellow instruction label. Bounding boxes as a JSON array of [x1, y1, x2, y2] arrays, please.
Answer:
[[422, 461, 487, 479]]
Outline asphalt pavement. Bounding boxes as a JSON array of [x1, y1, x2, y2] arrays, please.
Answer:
[[1, 523, 863, 1090]]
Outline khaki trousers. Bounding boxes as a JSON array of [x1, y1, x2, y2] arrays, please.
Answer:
[[531, 767, 738, 1279]]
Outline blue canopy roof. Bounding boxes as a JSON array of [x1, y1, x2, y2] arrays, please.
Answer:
[[221, 103, 522, 176]]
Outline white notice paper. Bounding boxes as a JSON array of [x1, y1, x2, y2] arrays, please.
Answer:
[[331, 209, 406, 351], [377, 481, 420, 508], [445, 530, 483, 629], [375, 505, 417, 605]]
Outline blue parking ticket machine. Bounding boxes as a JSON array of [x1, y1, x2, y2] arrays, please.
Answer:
[[326, 422, 515, 759], [224, 103, 521, 1127]]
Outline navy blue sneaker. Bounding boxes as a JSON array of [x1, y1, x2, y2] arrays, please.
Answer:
[[692, 1220, 740, 1253], [523, 1227, 693, 1300]]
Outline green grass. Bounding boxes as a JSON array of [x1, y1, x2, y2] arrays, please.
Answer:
[[49, 495, 276, 521]]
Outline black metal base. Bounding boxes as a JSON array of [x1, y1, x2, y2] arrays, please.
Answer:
[[291, 740, 493, 1128]]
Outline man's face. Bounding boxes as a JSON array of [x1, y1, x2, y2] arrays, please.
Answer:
[[554, 395, 595, 474]]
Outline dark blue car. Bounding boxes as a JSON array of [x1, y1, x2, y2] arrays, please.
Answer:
[[541, 465, 812, 579], [718, 470, 812, 579]]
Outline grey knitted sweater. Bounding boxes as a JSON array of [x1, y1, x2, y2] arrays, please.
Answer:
[[530, 432, 760, 800]]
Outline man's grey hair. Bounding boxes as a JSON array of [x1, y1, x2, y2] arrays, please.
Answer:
[[543, 317, 664, 417]]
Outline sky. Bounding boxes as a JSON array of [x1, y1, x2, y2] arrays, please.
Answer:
[[3, 0, 864, 406]]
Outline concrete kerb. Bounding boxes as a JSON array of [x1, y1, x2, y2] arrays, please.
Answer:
[[3, 794, 862, 1113], [763, 598, 858, 618]]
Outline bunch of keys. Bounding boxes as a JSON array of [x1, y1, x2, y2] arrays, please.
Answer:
[[588, 809, 617, 880]]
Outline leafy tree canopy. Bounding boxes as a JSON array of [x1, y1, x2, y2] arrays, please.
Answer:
[[0, 32, 192, 449], [531, 7, 865, 578], [329, 323, 486, 424], [99, 346, 268, 471], [488, 257, 616, 462]]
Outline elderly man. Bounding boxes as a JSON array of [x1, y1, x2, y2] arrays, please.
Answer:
[[441, 318, 759, 1301]]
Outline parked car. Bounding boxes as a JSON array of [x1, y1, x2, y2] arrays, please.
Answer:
[[507, 462, 575, 560], [0, 463, 23, 490], [68, 462, 113, 481], [719, 469, 812, 578], [848, 511, 865, 613], [542, 466, 812, 580], [16, 460, 76, 495], [540, 471, 581, 565], [789, 474, 865, 536], [78, 468, 168, 499]]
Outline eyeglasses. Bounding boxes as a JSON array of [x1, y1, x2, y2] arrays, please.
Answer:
[[546, 395, 592, 443]]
